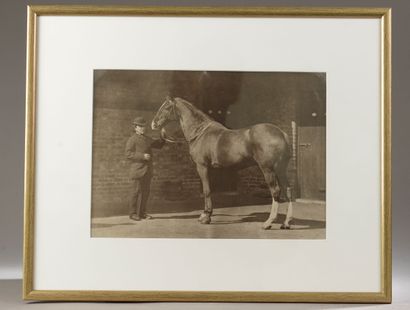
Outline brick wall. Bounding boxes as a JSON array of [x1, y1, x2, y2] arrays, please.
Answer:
[[92, 108, 143, 217], [151, 142, 201, 201]]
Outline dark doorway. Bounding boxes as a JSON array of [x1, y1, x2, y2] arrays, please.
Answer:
[[298, 126, 326, 200], [294, 74, 326, 201]]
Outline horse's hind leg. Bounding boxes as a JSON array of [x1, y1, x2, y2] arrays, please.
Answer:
[[260, 168, 280, 230], [279, 187, 293, 229], [277, 169, 293, 229]]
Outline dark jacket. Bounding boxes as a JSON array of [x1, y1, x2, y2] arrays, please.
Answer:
[[125, 133, 165, 179]]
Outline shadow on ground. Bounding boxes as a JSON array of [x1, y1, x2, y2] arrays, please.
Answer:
[[93, 194, 272, 217], [152, 214, 199, 220], [151, 212, 325, 230], [213, 212, 326, 230], [91, 222, 136, 229]]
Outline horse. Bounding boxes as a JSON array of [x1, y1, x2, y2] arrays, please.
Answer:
[[151, 96, 293, 230]]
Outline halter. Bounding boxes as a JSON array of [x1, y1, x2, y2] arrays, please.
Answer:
[[158, 97, 212, 144], [169, 99, 179, 122], [158, 98, 185, 143], [157, 97, 179, 122]]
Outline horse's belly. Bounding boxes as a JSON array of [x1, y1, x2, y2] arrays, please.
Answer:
[[214, 131, 251, 167]]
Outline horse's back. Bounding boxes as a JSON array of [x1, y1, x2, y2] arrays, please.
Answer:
[[198, 123, 249, 167], [192, 121, 290, 169]]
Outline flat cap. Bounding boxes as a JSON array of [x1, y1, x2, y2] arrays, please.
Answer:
[[132, 116, 147, 126]]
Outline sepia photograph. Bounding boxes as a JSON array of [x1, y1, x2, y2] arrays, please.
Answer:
[[91, 70, 326, 239]]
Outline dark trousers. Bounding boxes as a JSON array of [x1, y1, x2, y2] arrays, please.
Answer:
[[129, 172, 151, 217]]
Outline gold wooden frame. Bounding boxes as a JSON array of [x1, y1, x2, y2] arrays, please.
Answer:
[[23, 5, 391, 303]]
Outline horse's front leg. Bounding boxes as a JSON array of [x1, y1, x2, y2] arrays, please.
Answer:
[[196, 164, 212, 224]]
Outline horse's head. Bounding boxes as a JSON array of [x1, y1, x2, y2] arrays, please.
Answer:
[[151, 96, 178, 130]]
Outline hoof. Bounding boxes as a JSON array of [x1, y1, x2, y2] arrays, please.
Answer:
[[280, 224, 291, 230], [262, 221, 272, 230], [198, 213, 211, 224]]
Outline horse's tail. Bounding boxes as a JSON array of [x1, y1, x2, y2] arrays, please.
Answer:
[[277, 130, 292, 202], [281, 130, 292, 161]]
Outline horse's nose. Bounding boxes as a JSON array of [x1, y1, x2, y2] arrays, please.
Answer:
[[151, 120, 157, 130]]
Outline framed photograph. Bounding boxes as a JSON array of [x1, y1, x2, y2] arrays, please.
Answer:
[[23, 5, 391, 303]]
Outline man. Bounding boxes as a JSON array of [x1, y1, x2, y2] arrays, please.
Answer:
[[125, 116, 165, 221]]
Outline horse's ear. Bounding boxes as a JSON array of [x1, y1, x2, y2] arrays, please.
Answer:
[[165, 95, 171, 101]]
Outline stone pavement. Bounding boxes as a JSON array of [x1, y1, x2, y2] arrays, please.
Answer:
[[91, 202, 325, 239]]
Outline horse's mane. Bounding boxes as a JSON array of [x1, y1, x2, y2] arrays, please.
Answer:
[[174, 97, 213, 124]]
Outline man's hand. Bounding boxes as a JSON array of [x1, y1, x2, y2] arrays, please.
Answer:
[[143, 153, 151, 161]]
